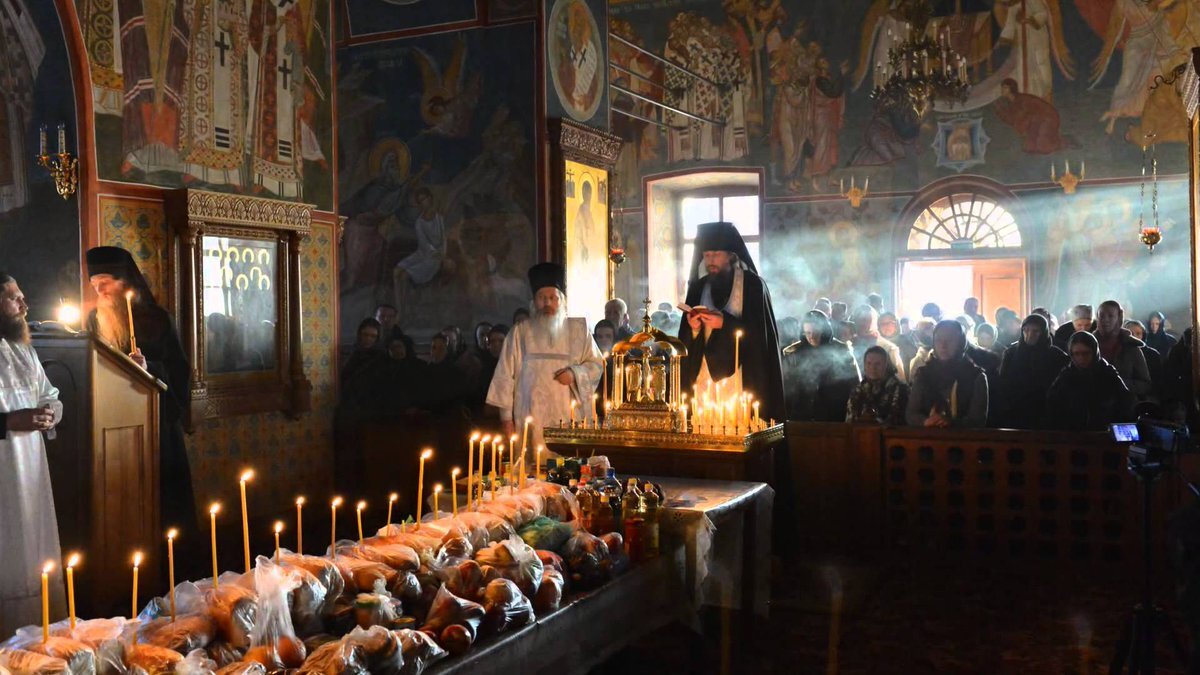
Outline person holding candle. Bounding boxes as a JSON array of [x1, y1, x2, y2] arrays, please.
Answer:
[[676, 223, 785, 424], [486, 263, 604, 456], [86, 247, 196, 557], [0, 273, 66, 634]]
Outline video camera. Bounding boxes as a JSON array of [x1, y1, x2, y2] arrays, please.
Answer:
[[1111, 416, 1196, 475]]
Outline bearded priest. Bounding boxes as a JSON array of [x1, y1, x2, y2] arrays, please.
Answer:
[[0, 273, 64, 634], [487, 262, 604, 452]]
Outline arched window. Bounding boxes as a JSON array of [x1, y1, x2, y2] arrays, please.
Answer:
[[906, 193, 1021, 251]]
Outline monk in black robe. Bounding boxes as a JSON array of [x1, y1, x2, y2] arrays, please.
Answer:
[[85, 247, 196, 548], [677, 221, 785, 423]]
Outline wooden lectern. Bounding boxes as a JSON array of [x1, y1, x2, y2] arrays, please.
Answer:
[[33, 330, 166, 618]]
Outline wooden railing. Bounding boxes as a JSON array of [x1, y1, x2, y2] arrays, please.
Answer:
[[786, 422, 1197, 566]]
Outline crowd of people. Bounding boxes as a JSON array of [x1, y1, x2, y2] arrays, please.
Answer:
[[338, 293, 1191, 434]]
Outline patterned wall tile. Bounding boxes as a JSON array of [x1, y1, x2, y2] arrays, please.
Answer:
[[97, 195, 168, 303]]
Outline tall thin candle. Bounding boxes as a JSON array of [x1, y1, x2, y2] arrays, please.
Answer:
[[209, 503, 221, 590], [273, 522, 283, 564], [508, 434, 517, 490], [41, 562, 53, 643], [166, 529, 178, 621], [124, 290, 138, 353], [492, 445, 501, 501], [467, 431, 480, 508], [433, 484, 443, 517], [330, 497, 343, 557], [734, 329, 743, 389], [536, 445, 544, 480], [356, 501, 366, 543], [478, 435, 491, 505], [387, 493, 398, 529], [131, 551, 142, 619], [295, 496, 305, 555], [451, 468, 461, 516], [416, 449, 433, 527], [238, 469, 254, 574], [521, 417, 532, 463], [66, 553, 80, 631]]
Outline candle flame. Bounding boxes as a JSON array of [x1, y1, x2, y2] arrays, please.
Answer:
[[421, 448, 433, 459], [132, 551, 143, 567], [388, 492, 398, 503], [331, 496, 344, 508], [736, 329, 744, 338], [356, 500, 367, 511], [209, 502, 221, 515], [67, 553, 80, 569], [274, 521, 284, 534], [43, 561, 54, 574], [296, 496, 306, 506], [434, 483, 444, 493], [124, 290, 134, 301], [56, 303, 81, 325], [524, 416, 534, 424], [571, 400, 578, 408], [239, 469, 255, 483], [481, 434, 492, 443], [470, 430, 481, 440], [451, 467, 461, 477], [537, 444, 544, 451], [166, 528, 178, 540]]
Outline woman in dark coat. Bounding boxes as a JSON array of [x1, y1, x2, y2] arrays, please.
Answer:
[[906, 320, 988, 428], [783, 310, 860, 421], [1045, 332, 1135, 431], [1144, 311, 1178, 357], [847, 345, 908, 424], [995, 314, 1069, 429]]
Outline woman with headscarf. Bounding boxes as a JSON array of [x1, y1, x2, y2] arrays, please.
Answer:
[[782, 310, 860, 421], [1045, 331, 1135, 431], [1126, 319, 1165, 404], [846, 345, 908, 424], [1144, 311, 1177, 357], [850, 305, 907, 382], [975, 322, 997, 351], [906, 320, 988, 428], [995, 314, 1069, 429]]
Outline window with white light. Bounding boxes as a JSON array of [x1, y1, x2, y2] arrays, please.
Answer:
[[679, 194, 761, 279], [907, 193, 1020, 251]]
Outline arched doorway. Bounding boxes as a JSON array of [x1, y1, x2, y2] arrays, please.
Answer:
[[895, 179, 1028, 323]]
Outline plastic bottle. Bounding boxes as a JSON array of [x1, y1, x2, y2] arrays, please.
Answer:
[[577, 481, 595, 533], [641, 481, 660, 558], [593, 493, 616, 534], [621, 479, 643, 534]]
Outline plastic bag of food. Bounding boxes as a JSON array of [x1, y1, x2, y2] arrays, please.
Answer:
[[201, 643, 240, 670], [123, 645, 181, 675], [479, 579, 533, 635], [535, 550, 565, 575], [436, 534, 472, 562], [137, 615, 215, 654], [562, 530, 612, 589], [213, 664, 264, 675], [429, 558, 485, 603], [522, 481, 580, 523], [1, 632, 97, 675], [202, 584, 256, 650], [387, 572, 423, 611], [330, 551, 399, 594], [173, 650, 215, 675], [533, 568, 565, 614], [517, 516, 573, 552], [11, 619, 130, 675], [278, 551, 344, 615], [294, 640, 367, 675], [352, 580, 401, 629], [393, 630, 445, 675], [418, 585, 484, 656], [474, 536, 544, 597], [282, 562, 329, 638], [443, 513, 514, 550], [338, 540, 420, 573], [343, 627, 403, 675], [372, 527, 442, 557], [244, 558, 307, 671], [0, 647, 69, 675], [600, 532, 631, 577]]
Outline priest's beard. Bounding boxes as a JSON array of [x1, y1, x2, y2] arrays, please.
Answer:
[[95, 294, 131, 351], [0, 312, 29, 343], [529, 301, 568, 345], [708, 267, 735, 309]]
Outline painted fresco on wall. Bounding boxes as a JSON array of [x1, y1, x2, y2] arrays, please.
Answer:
[[487, 0, 536, 22], [76, 0, 335, 210], [343, 0, 478, 38], [546, 0, 608, 128], [608, 0, 1196, 206], [337, 23, 537, 340], [0, 0, 81, 314], [563, 159, 608, 326]]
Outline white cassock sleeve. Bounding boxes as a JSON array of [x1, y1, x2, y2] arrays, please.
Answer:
[[485, 329, 522, 423], [567, 330, 604, 417], [31, 345, 62, 426]]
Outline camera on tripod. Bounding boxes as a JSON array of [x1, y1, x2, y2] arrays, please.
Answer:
[[1112, 417, 1196, 477]]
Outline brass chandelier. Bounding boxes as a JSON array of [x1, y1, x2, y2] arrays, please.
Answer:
[[870, 0, 970, 118]]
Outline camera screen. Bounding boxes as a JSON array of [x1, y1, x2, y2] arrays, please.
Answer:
[[1110, 423, 1140, 443]]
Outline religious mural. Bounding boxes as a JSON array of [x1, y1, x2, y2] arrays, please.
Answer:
[[546, 0, 608, 128], [563, 159, 609, 326], [343, 0, 478, 38], [337, 23, 537, 341], [607, 0, 1196, 205], [0, 0, 81, 313], [76, 0, 335, 210]]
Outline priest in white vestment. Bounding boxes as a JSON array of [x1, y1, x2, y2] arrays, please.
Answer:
[[0, 273, 64, 634], [487, 263, 604, 456]]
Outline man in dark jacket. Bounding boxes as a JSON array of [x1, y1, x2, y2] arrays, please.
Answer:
[[1094, 300, 1152, 400], [906, 320, 988, 428], [783, 310, 860, 421], [1046, 331, 1135, 431], [996, 314, 1069, 429], [1053, 304, 1095, 350]]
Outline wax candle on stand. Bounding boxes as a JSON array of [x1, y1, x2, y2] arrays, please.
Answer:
[[66, 553, 80, 630], [416, 448, 433, 528], [734, 329, 743, 388], [508, 434, 517, 489], [166, 529, 177, 621], [433, 484, 443, 517], [592, 394, 599, 428], [125, 290, 138, 353], [492, 445, 501, 501], [536, 444, 544, 480], [467, 431, 480, 508], [753, 401, 760, 429], [451, 468, 461, 516], [521, 417, 532, 464], [295, 496, 305, 555], [570, 399, 578, 427], [273, 522, 283, 564], [355, 501, 366, 543], [131, 551, 142, 619], [209, 503, 221, 589], [387, 493, 398, 529], [238, 469, 255, 574], [478, 434, 491, 505], [330, 497, 344, 558], [41, 562, 53, 643]]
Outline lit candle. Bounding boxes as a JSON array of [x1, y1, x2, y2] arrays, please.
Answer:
[[592, 394, 599, 427], [492, 445, 502, 501], [238, 469, 254, 574], [489, 436, 499, 497], [125, 290, 138, 353], [57, 122, 65, 154], [521, 416, 532, 461], [602, 352, 609, 409], [330, 497, 343, 557], [467, 431, 479, 508], [273, 521, 283, 564], [209, 503, 221, 590], [41, 561, 53, 643], [570, 399, 578, 427], [536, 444, 544, 480], [66, 552, 80, 631], [478, 435, 491, 505], [355, 501, 366, 544], [295, 496, 305, 555], [508, 434, 517, 488], [753, 401, 760, 428], [734, 329, 743, 384], [131, 551, 143, 619], [386, 492, 398, 529], [38, 124, 47, 156], [451, 468, 461, 516], [433, 484, 443, 517], [416, 448, 432, 528], [166, 529, 177, 622]]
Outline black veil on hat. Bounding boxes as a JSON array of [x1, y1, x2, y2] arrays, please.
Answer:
[[527, 262, 566, 294], [687, 222, 758, 282], [85, 246, 157, 304]]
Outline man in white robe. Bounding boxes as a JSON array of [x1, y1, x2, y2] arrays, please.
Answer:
[[0, 273, 64, 634], [487, 263, 603, 456]]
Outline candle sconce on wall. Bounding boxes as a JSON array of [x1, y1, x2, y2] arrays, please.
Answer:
[[36, 123, 78, 199], [1051, 160, 1084, 195], [840, 176, 869, 209]]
